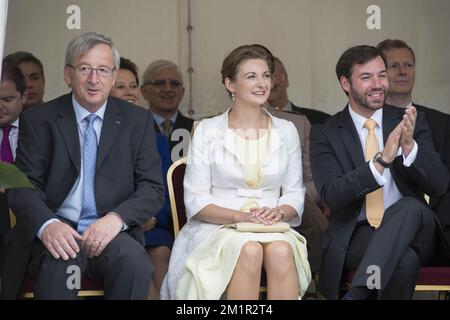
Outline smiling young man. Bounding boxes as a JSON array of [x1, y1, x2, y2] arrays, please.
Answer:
[[3, 32, 164, 299], [310, 45, 449, 300]]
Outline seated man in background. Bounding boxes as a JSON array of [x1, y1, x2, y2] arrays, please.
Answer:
[[377, 39, 450, 262], [140, 60, 193, 163], [2, 32, 164, 299], [268, 56, 330, 125], [3, 51, 45, 109]]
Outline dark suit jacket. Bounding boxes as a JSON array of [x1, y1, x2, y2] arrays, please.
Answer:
[[310, 104, 449, 299], [153, 112, 193, 159], [1, 94, 165, 298], [413, 104, 450, 233], [291, 103, 331, 125]]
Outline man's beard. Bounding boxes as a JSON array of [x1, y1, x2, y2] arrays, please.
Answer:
[[350, 86, 386, 111]]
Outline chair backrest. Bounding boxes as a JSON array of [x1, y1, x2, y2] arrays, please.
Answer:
[[9, 208, 16, 228], [167, 157, 187, 237]]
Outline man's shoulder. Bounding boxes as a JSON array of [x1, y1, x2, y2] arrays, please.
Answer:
[[176, 111, 194, 129], [309, 107, 348, 139], [414, 103, 450, 120], [108, 97, 152, 122], [291, 103, 331, 123]]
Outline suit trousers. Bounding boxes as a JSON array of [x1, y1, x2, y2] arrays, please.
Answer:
[[28, 222, 153, 300], [344, 196, 438, 299]]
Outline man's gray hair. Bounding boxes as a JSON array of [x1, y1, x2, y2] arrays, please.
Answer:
[[142, 60, 183, 85], [65, 32, 120, 70]]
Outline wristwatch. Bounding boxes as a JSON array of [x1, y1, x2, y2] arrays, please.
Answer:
[[373, 151, 391, 168]]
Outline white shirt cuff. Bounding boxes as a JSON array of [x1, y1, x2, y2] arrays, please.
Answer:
[[37, 218, 61, 239], [402, 141, 418, 167], [108, 212, 128, 231], [369, 159, 386, 186]]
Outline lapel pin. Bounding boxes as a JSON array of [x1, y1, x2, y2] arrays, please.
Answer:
[[115, 120, 121, 125]]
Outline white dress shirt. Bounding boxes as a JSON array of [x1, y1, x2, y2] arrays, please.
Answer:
[[348, 105, 418, 221]]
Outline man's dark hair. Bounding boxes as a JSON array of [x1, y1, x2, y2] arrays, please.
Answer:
[[120, 57, 139, 86], [1, 61, 26, 95], [335, 45, 387, 82], [3, 51, 45, 81]]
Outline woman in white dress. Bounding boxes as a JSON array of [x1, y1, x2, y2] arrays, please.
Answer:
[[160, 45, 311, 300]]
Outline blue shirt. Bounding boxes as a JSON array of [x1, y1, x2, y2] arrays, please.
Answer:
[[37, 95, 106, 238]]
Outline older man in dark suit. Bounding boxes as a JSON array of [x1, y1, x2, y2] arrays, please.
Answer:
[[377, 39, 450, 258], [310, 45, 449, 300], [2, 32, 164, 299], [140, 60, 193, 163]]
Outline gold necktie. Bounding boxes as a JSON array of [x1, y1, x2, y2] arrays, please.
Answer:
[[162, 119, 173, 139], [364, 119, 384, 228]]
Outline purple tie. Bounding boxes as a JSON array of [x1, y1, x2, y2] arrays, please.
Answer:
[[1, 125, 14, 163]]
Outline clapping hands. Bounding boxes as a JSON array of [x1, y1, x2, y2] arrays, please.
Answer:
[[383, 106, 417, 163]]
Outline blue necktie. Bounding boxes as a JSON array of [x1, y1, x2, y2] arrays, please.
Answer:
[[78, 114, 99, 233]]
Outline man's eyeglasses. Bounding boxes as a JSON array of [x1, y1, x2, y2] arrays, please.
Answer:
[[66, 64, 116, 78], [144, 79, 183, 89]]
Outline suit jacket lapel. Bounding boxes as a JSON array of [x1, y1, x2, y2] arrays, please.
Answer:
[[222, 122, 238, 158], [56, 95, 81, 173], [97, 98, 123, 169], [382, 105, 403, 145], [338, 105, 365, 168]]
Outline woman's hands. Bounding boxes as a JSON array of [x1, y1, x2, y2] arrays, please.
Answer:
[[248, 207, 284, 225]]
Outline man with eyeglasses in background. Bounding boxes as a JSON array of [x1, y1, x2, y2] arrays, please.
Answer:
[[2, 32, 164, 299], [140, 60, 194, 163]]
